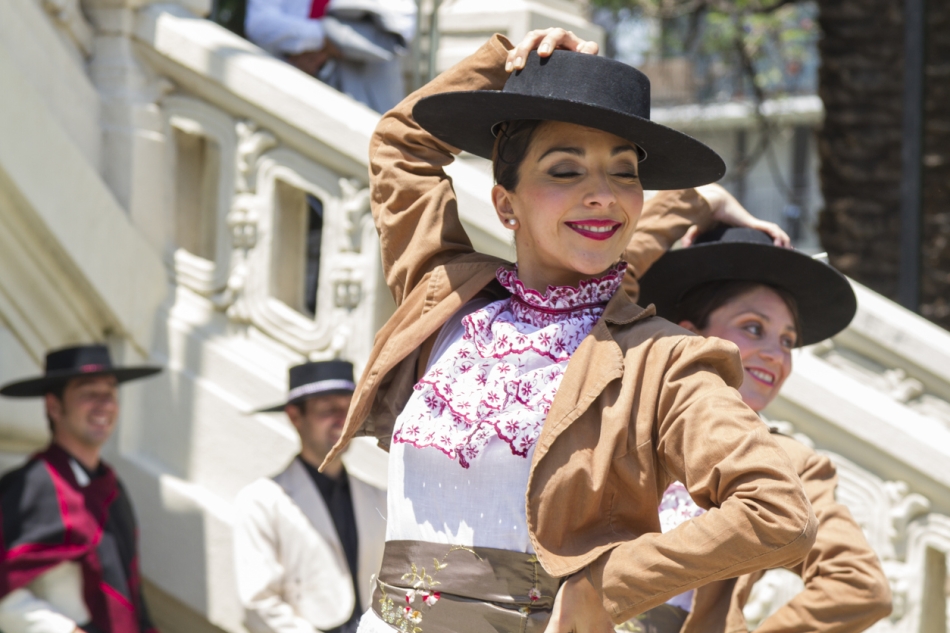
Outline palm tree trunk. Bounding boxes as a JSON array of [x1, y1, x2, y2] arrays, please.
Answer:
[[921, 2, 950, 328], [815, 0, 904, 299], [817, 0, 950, 330]]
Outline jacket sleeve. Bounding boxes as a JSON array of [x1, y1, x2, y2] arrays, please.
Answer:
[[748, 436, 892, 632], [369, 35, 512, 306], [621, 188, 714, 303], [588, 334, 818, 622], [245, 0, 326, 56], [233, 489, 318, 633]]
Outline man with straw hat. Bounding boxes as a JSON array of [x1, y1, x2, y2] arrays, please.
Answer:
[[234, 360, 386, 633], [0, 344, 162, 633]]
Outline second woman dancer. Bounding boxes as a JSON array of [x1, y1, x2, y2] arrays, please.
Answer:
[[618, 224, 892, 633]]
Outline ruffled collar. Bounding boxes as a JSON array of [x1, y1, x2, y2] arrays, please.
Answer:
[[496, 262, 626, 313]]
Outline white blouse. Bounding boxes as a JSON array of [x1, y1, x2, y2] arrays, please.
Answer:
[[657, 481, 707, 612], [358, 264, 624, 632]]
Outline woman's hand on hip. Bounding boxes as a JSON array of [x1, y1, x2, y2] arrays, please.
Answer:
[[507, 29, 599, 72], [690, 183, 792, 248], [544, 572, 615, 633]]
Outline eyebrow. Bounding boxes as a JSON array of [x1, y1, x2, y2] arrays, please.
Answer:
[[538, 144, 639, 160], [539, 146, 583, 160]]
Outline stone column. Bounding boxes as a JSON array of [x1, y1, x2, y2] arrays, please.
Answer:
[[80, 0, 209, 252]]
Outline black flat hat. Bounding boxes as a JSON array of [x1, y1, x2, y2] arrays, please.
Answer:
[[0, 344, 162, 398], [255, 360, 356, 413], [413, 50, 725, 190], [638, 226, 857, 346]]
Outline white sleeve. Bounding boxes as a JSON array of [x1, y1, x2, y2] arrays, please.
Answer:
[[245, 0, 326, 56], [234, 485, 318, 633], [0, 588, 78, 633]]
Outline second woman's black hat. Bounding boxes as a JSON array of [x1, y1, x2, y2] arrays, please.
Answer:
[[413, 50, 726, 190], [638, 226, 857, 346]]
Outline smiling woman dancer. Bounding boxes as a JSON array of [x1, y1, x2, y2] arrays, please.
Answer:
[[618, 226, 892, 633], [321, 29, 818, 632]]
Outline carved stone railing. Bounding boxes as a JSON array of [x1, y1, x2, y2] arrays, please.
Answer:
[[132, 4, 512, 367]]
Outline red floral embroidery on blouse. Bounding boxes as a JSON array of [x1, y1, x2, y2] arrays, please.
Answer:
[[392, 262, 626, 467]]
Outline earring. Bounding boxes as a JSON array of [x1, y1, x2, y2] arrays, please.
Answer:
[[507, 218, 517, 226]]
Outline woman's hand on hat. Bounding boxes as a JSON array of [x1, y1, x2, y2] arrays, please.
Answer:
[[691, 184, 792, 248], [544, 571, 614, 633], [506, 28, 599, 72]]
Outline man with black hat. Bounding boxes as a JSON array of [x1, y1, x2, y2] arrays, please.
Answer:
[[234, 360, 386, 633], [0, 344, 161, 633]]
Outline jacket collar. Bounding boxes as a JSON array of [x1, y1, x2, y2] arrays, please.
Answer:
[[603, 286, 656, 326], [492, 262, 656, 326], [275, 458, 345, 550], [533, 288, 655, 460]]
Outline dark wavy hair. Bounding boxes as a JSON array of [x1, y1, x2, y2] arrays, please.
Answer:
[[491, 120, 544, 190], [672, 280, 803, 346]]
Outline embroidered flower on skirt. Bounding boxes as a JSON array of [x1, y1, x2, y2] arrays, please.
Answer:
[[657, 481, 707, 533], [392, 262, 626, 468]]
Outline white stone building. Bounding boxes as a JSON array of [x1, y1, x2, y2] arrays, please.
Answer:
[[0, 0, 947, 630]]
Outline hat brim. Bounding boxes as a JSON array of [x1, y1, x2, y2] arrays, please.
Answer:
[[413, 91, 726, 190], [253, 388, 356, 414], [0, 366, 163, 398], [637, 243, 856, 346]]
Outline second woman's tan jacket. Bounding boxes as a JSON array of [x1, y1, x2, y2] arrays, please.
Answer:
[[683, 432, 892, 632], [323, 34, 818, 624]]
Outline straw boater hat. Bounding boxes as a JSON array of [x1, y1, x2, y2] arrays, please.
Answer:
[[638, 226, 857, 346], [0, 344, 162, 398], [255, 360, 356, 413], [413, 50, 726, 190]]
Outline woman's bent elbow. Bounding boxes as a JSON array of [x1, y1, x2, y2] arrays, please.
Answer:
[[772, 501, 818, 567], [865, 565, 894, 620]]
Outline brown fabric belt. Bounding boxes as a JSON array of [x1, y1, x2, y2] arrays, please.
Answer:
[[371, 540, 560, 633]]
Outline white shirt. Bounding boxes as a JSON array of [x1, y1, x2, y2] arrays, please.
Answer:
[[358, 264, 625, 632], [234, 453, 387, 633], [657, 481, 708, 612], [245, 0, 328, 56], [244, 0, 417, 57]]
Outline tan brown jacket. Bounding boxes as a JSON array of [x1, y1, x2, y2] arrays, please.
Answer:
[[620, 198, 892, 630], [681, 433, 892, 632], [324, 34, 818, 624]]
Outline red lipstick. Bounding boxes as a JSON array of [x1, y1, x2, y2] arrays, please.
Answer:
[[565, 219, 622, 241]]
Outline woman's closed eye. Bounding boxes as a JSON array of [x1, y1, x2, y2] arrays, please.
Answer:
[[611, 170, 639, 180], [548, 166, 584, 180]]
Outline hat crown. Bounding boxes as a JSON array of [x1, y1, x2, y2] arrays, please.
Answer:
[[288, 360, 355, 391], [693, 225, 774, 247], [503, 51, 651, 121], [45, 345, 113, 373]]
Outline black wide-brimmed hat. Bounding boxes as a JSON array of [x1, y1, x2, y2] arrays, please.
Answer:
[[413, 50, 725, 190], [0, 344, 162, 398], [638, 226, 857, 346], [255, 360, 356, 413]]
